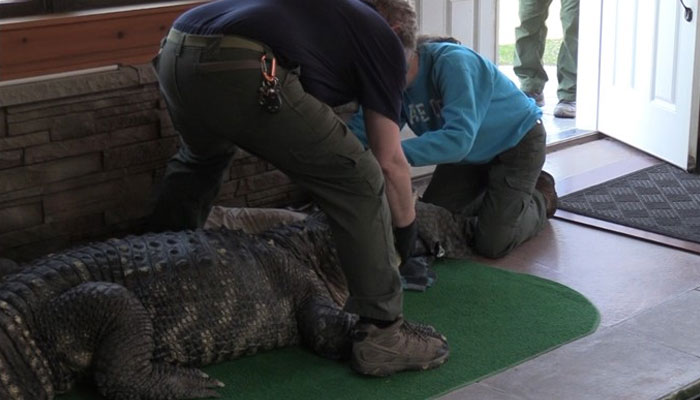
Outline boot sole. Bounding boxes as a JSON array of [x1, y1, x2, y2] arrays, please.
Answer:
[[536, 171, 558, 218], [350, 351, 449, 377]]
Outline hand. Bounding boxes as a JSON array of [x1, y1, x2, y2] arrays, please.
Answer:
[[394, 219, 417, 263]]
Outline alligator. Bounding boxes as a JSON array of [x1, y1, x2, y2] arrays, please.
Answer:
[[0, 200, 470, 400]]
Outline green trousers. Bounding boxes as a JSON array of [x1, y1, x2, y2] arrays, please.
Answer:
[[149, 31, 402, 321], [514, 0, 579, 102], [421, 122, 548, 258]]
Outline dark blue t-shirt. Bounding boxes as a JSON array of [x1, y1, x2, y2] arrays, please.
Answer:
[[174, 0, 406, 123]]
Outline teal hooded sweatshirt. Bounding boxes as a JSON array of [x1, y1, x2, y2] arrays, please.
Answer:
[[348, 42, 542, 167]]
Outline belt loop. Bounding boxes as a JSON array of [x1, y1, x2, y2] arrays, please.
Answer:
[[206, 36, 222, 58], [175, 32, 184, 57]]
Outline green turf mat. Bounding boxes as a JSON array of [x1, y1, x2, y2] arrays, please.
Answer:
[[62, 260, 599, 400]]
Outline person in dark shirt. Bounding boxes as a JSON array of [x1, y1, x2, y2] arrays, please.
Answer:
[[148, 0, 448, 377]]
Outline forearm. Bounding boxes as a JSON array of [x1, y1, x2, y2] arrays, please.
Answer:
[[364, 109, 415, 227], [380, 153, 416, 227]]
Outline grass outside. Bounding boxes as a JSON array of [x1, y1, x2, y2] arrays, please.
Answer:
[[499, 38, 562, 66]]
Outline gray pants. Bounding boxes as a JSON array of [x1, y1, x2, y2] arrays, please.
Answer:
[[514, 0, 579, 102], [421, 122, 548, 258], [149, 31, 402, 321]]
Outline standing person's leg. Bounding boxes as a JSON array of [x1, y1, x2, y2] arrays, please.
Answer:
[[557, 0, 579, 102], [149, 145, 236, 232], [553, 0, 579, 118], [514, 0, 554, 104], [247, 70, 403, 321], [471, 122, 549, 258], [239, 65, 448, 376], [148, 39, 237, 232]]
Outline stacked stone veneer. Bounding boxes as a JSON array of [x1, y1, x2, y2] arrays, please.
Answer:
[[0, 64, 307, 262]]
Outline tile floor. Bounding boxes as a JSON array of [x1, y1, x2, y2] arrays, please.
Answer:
[[435, 137, 700, 400]]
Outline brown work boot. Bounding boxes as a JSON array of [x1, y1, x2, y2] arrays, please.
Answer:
[[351, 317, 449, 377], [535, 170, 558, 218]]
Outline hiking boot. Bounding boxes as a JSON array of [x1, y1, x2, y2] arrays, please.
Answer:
[[535, 170, 558, 218], [553, 100, 576, 118], [403, 320, 446, 341], [524, 91, 545, 107], [351, 317, 449, 377]]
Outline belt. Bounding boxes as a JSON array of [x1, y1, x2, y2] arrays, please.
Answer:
[[167, 29, 267, 53]]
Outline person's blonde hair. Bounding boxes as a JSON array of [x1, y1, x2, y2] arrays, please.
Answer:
[[363, 0, 417, 52]]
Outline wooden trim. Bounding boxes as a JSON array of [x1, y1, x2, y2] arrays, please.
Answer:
[[554, 210, 700, 256], [0, 1, 207, 81], [545, 131, 602, 154]]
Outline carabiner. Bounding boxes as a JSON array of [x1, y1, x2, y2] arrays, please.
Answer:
[[260, 54, 277, 82]]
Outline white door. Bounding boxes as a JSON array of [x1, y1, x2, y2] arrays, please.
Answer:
[[414, 0, 498, 62], [589, 0, 700, 171]]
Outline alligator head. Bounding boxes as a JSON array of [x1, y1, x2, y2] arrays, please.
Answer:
[[414, 201, 472, 260]]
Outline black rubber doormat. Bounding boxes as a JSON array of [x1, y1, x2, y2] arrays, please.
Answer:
[[558, 163, 700, 245]]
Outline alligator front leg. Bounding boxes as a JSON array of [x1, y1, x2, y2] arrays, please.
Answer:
[[38, 282, 223, 400], [296, 295, 358, 360]]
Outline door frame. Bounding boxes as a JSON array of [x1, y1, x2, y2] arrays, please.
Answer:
[[576, 1, 603, 133], [414, 0, 498, 62], [691, 0, 700, 170]]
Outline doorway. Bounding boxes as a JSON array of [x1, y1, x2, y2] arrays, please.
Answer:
[[496, 0, 592, 145]]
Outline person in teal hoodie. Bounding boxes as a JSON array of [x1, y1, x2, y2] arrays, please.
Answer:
[[349, 36, 558, 259]]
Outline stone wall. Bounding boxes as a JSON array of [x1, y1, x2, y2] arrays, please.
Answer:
[[0, 64, 307, 262]]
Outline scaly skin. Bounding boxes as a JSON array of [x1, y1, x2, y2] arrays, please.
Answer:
[[0, 201, 468, 400], [0, 214, 355, 400], [414, 201, 472, 259]]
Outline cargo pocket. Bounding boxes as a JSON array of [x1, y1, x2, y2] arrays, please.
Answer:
[[290, 144, 384, 198]]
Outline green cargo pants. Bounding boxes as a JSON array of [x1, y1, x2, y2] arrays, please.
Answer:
[[149, 30, 403, 321], [513, 0, 579, 102], [420, 121, 548, 258]]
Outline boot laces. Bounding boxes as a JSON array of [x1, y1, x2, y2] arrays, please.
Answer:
[[401, 320, 432, 343]]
